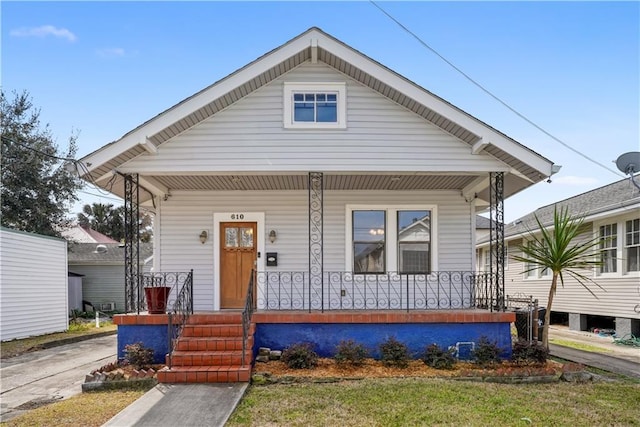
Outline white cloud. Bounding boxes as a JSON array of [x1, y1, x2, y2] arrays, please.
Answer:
[[10, 25, 77, 42], [96, 48, 126, 58], [551, 176, 600, 186]]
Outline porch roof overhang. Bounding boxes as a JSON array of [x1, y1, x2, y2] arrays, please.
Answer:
[[77, 27, 557, 206], [98, 171, 532, 208]]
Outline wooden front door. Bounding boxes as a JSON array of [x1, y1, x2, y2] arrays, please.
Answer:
[[220, 222, 257, 309]]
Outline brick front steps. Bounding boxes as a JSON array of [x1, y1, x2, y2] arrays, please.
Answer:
[[157, 313, 254, 384]]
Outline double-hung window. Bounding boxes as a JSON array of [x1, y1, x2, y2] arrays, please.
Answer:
[[625, 218, 640, 272], [397, 210, 431, 273], [353, 211, 386, 273], [283, 82, 346, 129], [599, 223, 617, 273], [349, 207, 435, 274]]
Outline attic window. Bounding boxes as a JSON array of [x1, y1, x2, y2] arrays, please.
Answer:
[[284, 82, 346, 129]]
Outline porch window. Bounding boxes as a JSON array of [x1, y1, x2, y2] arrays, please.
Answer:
[[625, 218, 640, 272], [283, 82, 346, 129], [397, 210, 430, 273], [599, 223, 617, 273], [353, 210, 386, 273]]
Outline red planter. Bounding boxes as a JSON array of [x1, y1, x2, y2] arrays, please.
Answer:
[[144, 287, 171, 314]]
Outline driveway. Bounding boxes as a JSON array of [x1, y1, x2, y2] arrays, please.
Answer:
[[0, 334, 117, 422]]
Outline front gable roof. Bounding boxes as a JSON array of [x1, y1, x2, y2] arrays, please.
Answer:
[[79, 27, 555, 200]]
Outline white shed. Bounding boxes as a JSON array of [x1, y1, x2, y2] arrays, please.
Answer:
[[0, 227, 69, 341]]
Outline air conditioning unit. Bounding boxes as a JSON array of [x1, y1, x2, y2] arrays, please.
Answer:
[[100, 302, 116, 311]]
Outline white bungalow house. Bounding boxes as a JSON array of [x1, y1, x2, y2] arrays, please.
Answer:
[[77, 28, 558, 383], [477, 178, 640, 338]]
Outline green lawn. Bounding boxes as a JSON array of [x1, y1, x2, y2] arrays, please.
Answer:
[[228, 377, 640, 426]]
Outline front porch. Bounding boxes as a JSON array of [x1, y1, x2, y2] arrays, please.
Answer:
[[114, 309, 515, 384], [113, 267, 513, 383]]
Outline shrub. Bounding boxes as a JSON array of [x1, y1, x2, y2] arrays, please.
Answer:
[[281, 342, 319, 369], [421, 343, 456, 370], [379, 336, 410, 368], [334, 340, 369, 367], [124, 342, 154, 369], [472, 336, 502, 367], [511, 339, 549, 365]]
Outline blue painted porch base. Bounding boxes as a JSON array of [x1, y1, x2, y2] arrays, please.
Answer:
[[116, 324, 169, 364], [255, 322, 512, 360], [114, 320, 513, 364]]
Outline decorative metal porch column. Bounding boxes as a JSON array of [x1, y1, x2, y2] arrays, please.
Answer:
[[308, 172, 324, 311], [489, 172, 505, 311], [124, 173, 141, 313]]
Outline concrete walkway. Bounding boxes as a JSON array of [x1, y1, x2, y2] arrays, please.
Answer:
[[102, 383, 247, 427], [0, 334, 117, 422], [549, 344, 640, 379], [547, 324, 640, 379]]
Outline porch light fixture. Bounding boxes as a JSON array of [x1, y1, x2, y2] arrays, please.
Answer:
[[199, 230, 208, 244], [269, 229, 277, 243]]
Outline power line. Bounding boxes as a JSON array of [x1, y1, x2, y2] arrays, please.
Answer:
[[369, 1, 625, 178], [1, 134, 123, 197], [78, 189, 123, 202]]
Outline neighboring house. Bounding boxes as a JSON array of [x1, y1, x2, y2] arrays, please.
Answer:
[[67, 242, 153, 312], [477, 178, 640, 337], [0, 228, 69, 341], [76, 28, 558, 382], [61, 225, 120, 244]]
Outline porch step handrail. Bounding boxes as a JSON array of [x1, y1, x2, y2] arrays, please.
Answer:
[[241, 270, 256, 367], [165, 270, 194, 368]]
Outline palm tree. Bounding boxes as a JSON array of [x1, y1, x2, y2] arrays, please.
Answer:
[[512, 207, 604, 349]]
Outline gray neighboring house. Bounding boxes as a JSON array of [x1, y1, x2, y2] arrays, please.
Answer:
[[67, 242, 153, 312], [477, 178, 640, 336]]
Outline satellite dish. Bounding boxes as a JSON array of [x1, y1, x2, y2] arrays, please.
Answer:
[[616, 152, 640, 175], [615, 151, 640, 192], [94, 244, 108, 254]]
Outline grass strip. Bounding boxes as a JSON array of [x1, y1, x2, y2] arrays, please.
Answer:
[[228, 377, 640, 426]]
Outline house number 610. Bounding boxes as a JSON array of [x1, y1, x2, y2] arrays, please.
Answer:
[[230, 214, 244, 220]]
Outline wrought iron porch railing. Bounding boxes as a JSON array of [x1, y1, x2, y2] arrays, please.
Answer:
[[241, 270, 256, 367], [165, 270, 194, 368], [256, 271, 503, 312], [129, 271, 194, 313]]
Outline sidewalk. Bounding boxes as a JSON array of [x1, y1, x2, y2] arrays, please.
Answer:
[[102, 383, 247, 427], [548, 325, 640, 379]]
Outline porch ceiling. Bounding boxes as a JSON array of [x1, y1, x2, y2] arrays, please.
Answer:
[[104, 173, 483, 206], [146, 173, 479, 192]]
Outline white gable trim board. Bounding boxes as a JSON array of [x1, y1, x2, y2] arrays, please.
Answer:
[[78, 28, 556, 202]]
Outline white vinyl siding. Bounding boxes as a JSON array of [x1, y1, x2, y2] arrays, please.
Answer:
[[121, 63, 505, 175], [0, 229, 68, 341], [506, 216, 640, 320], [68, 264, 127, 312], [158, 189, 472, 311]]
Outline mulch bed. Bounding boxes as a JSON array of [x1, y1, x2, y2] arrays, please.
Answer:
[[253, 358, 565, 383]]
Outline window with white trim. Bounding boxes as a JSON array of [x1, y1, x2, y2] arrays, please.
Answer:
[[347, 206, 436, 274], [353, 210, 386, 273], [283, 82, 346, 129], [599, 223, 617, 273], [482, 246, 508, 273], [523, 239, 552, 279], [397, 210, 431, 273], [625, 218, 640, 272]]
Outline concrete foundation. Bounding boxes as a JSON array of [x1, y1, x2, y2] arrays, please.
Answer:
[[615, 317, 640, 337], [569, 313, 588, 331]]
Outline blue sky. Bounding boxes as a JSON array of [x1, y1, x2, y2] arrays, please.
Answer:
[[2, 1, 638, 222]]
